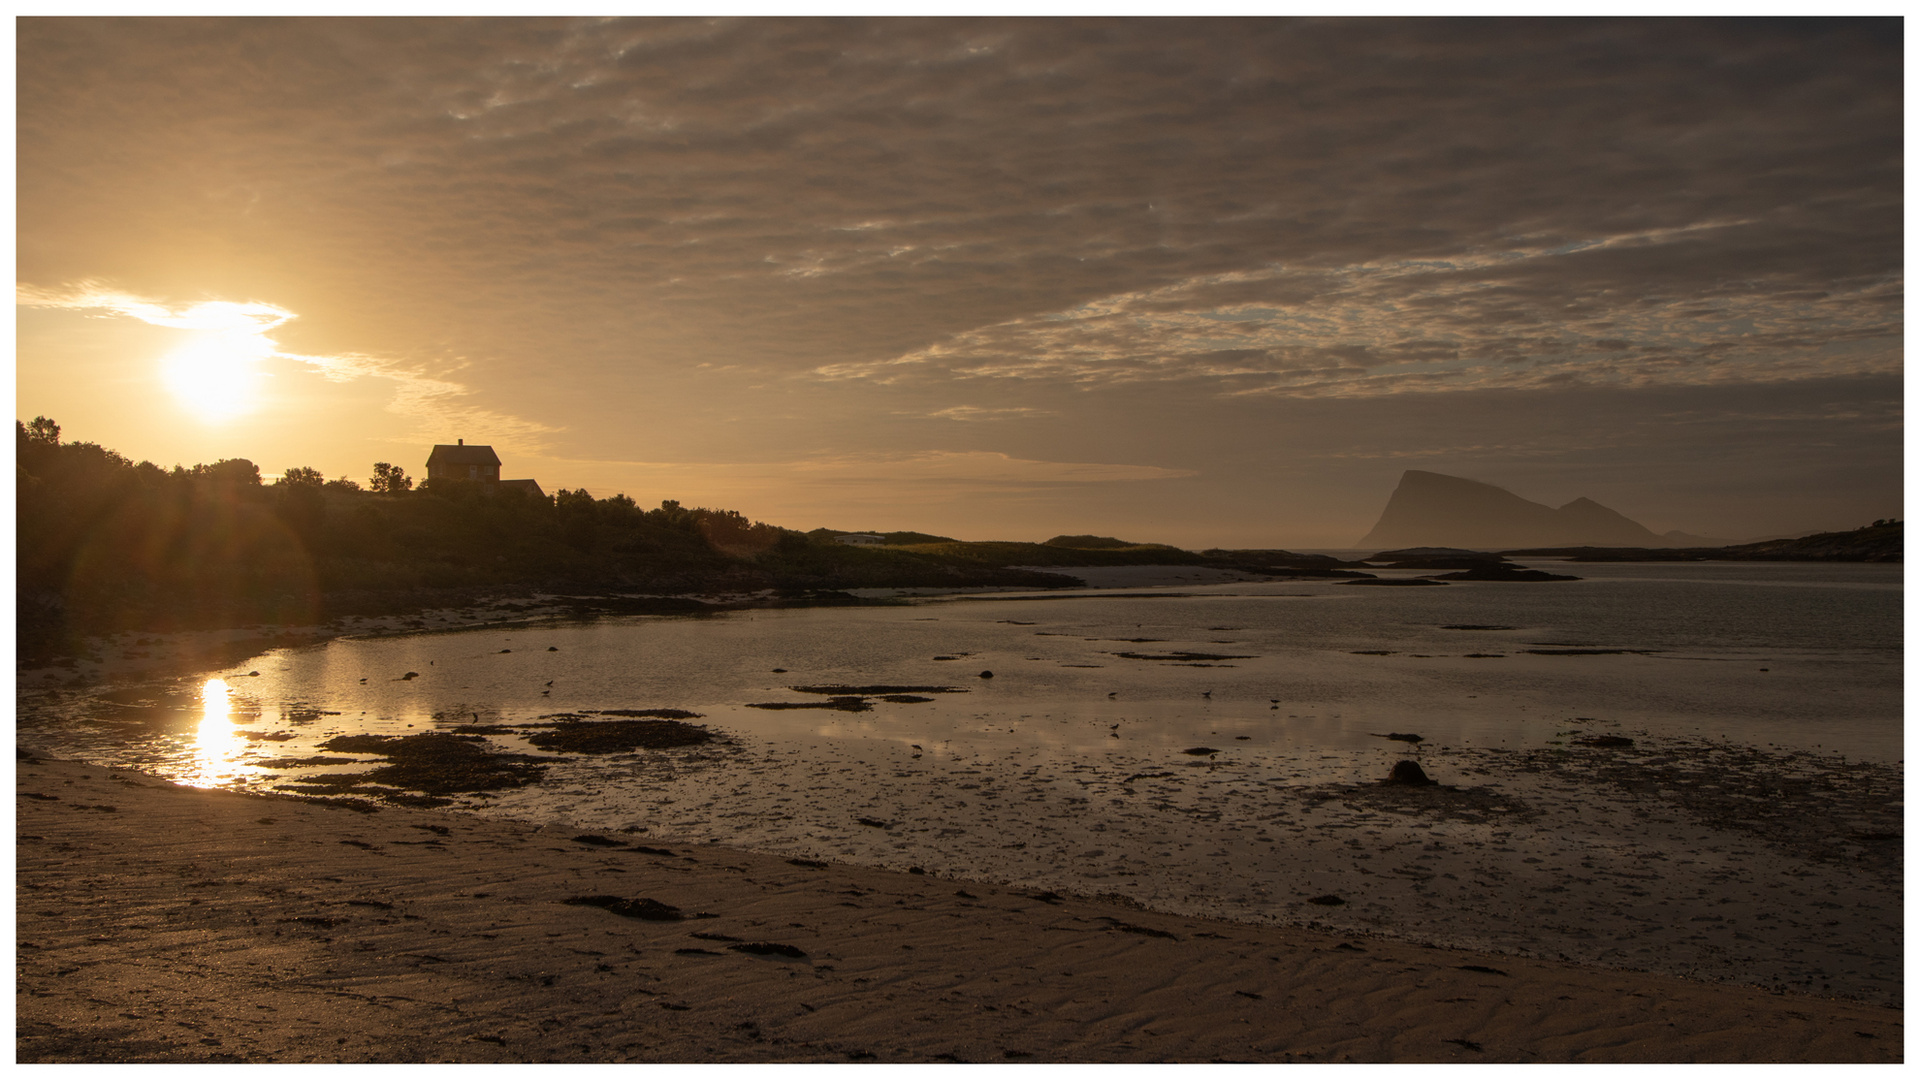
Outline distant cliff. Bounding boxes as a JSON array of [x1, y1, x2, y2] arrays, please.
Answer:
[[1356, 470, 1674, 550]]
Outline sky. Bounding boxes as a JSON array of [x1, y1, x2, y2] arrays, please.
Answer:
[[15, 17, 1903, 548]]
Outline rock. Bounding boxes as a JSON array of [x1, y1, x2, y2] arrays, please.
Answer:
[[311, 732, 546, 794], [1309, 894, 1345, 906], [979, 670, 994, 678], [1372, 732, 1425, 744], [728, 941, 808, 958], [1432, 566, 1580, 582], [1182, 746, 1220, 756], [527, 718, 713, 753], [1386, 760, 1438, 786], [564, 895, 684, 920], [1575, 735, 1635, 748], [1111, 922, 1177, 939], [1356, 470, 1666, 549]]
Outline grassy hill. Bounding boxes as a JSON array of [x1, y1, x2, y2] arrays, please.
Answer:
[[15, 421, 1088, 656], [1503, 520, 1902, 563]]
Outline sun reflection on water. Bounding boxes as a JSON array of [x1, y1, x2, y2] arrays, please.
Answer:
[[181, 677, 253, 788]]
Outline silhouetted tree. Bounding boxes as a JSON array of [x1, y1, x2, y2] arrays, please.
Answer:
[[274, 473, 326, 537], [370, 462, 412, 494], [554, 488, 595, 512], [192, 459, 262, 487], [24, 416, 60, 446]]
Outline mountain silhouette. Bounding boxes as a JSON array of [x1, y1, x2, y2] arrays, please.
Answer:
[[1356, 471, 1670, 550]]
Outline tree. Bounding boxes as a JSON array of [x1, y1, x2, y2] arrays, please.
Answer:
[[554, 487, 595, 512], [279, 466, 326, 487], [370, 462, 413, 494], [24, 416, 60, 446], [325, 476, 363, 492], [192, 458, 262, 486]]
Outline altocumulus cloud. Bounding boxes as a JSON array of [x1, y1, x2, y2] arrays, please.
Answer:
[[820, 221, 1900, 395], [21, 19, 1897, 388]]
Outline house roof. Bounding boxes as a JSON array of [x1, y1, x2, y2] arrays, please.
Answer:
[[427, 444, 502, 467]]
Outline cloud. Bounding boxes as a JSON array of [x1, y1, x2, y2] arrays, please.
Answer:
[[923, 405, 1053, 421], [18, 282, 295, 334], [19, 19, 1898, 395], [18, 280, 559, 451], [816, 224, 1901, 396], [547, 449, 1192, 493]]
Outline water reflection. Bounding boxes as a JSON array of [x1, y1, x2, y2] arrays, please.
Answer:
[[181, 677, 249, 788]]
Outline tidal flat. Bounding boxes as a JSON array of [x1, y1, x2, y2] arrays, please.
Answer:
[[17, 561, 1905, 1059]]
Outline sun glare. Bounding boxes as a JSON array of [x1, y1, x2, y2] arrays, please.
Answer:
[[185, 677, 243, 788], [162, 329, 272, 421]]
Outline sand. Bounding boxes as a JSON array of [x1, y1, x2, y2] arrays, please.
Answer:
[[16, 753, 1902, 1063]]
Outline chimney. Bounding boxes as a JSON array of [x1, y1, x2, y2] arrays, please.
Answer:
[[457, 438, 463, 445]]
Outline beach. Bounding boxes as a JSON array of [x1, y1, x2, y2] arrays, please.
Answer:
[[16, 751, 1902, 1063]]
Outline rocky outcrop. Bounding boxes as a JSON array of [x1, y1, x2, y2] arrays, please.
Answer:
[[1356, 471, 1668, 550]]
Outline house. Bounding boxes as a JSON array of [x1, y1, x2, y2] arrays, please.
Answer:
[[427, 440, 500, 483], [497, 478, 546, 498], [425, 440, 545, 498], [834, 533, 887, 547]]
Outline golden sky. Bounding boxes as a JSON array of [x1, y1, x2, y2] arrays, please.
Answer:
[[16, 18, 1903, 547]]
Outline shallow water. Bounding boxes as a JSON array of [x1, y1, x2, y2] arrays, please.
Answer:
[[18, 560, 1904, 1005]]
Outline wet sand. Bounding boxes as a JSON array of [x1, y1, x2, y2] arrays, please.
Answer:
[[16, 753, 1901, 1063]]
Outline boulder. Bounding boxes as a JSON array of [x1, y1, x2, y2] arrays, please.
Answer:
[[1386, 759, 1437, 786]]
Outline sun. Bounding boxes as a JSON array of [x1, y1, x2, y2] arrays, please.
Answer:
[[161, 329, 271, 421]]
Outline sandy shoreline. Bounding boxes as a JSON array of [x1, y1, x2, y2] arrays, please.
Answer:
[[16, 752, 1902, 1063]]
